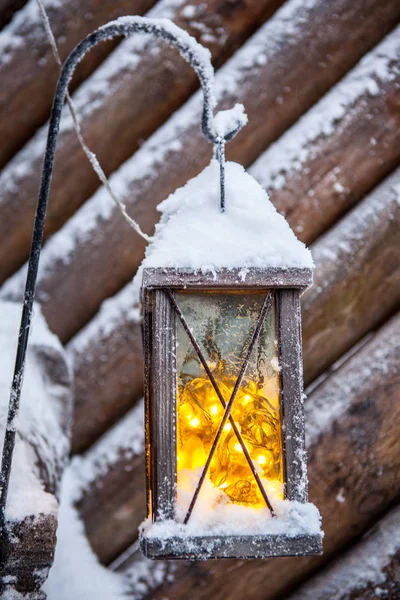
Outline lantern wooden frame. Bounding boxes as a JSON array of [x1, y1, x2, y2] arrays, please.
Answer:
[[140, 266, 323, 560]]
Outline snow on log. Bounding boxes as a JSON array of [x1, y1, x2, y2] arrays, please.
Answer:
[[250, 25, 400, 245], [115, 312, 400, 599], [68, 283, 143, 453], [0, 0, 284, 283], [72, 402, 145, 564], [287, 505, 400, 600], [0, 0, 155, 168], [0, 301, 72, 597], [66, 163, 400, 452], [302, 165, 400, 384], [1, 0, 399, 302]]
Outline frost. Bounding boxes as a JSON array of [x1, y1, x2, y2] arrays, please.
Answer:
[[141, 159, 313, 272]]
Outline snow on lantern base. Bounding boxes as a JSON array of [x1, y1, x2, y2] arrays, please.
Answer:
[[141, 493, 323, 560], [138, 161, 323, 559]]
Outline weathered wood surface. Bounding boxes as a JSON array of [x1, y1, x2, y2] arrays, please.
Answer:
[[0, 0, 156, 169], [302, 165, 400, 384], [2, 0, 399, 296], [250, 27, 400, 245], [0, 514, 57, 599], [287, 505, 400, 600], [67, 163, 400, 452], [0, 0, 284, 283], [0, 302, 72, 596], [77, 312, 400, 571]]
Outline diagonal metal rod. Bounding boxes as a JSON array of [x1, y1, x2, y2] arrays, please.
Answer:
[[175, 291, 273, 524], [166, 289, 275, 517]]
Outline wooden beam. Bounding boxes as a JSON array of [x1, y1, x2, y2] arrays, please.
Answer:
[[0, 0, 284, 283], [78, 311, 400, 581], [0, 0, 156, 168], [250, 27, 400, 245], [302, 165, 400, 384], [67, 163, 400, 453], [287, 505, 400, 600], [1, 0, 399, 296]]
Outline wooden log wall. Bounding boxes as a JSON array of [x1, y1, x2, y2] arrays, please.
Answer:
[[287, 505, 400, 600], [0, 0, 399, 596], [1, 0, 399, 287], [0, 0, 284, 281], [0, 0, 156, 168]]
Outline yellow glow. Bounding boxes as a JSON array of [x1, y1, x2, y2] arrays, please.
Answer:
[[177, 373, 283, 508]]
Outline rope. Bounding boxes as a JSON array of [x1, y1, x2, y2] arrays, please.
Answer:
[[36, 0, 151, 242]]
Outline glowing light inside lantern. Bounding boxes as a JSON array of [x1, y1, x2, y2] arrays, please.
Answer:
[[175, 291, 284, 512], [177, 374, 283, 508]]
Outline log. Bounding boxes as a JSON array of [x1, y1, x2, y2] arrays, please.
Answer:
[[67, 163, 400, 452], [302, 165, 400, 384], [0, 0, 156, 168], [76, 311, 400, 573], [0, 0, 284, 283], [250, 30, 400, 245], [287, 505, 400, 600], [68, 282, 143, 453], [74, 401, 145, 565], [0, 301, 72, 596], [1, 0, 399, 296]]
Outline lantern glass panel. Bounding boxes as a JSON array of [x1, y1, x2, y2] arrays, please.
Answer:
[[175, 290, 283, 517]]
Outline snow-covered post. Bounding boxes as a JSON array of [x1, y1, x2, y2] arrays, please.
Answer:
[[0, 15, 246, 534], [0, 302, 72, 597]]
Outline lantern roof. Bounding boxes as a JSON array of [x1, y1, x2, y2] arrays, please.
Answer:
[[142, 160, 313, 274]]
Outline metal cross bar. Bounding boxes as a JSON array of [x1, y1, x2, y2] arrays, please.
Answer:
[[179, 291, 274, 524], [166, 289, 275, 518]]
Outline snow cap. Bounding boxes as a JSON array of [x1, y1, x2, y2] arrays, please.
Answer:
[[142, 160, 313, 272]]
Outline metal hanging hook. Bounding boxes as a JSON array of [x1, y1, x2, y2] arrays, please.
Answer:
[[0, 16, 247, 526]]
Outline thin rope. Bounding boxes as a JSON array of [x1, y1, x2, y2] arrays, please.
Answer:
[[36, 0, 151, 242]]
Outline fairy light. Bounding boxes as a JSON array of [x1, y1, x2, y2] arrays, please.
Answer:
[[177, 373, 283, 507]]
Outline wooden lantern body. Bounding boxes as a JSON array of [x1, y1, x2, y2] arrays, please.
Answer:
[[140, 266, 323, 560]]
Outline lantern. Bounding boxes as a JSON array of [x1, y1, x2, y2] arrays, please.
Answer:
[[139, 161, 323, 560], [0, 14, 322, 565]]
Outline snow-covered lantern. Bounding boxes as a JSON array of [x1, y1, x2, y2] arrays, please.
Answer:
[[139, 162, 323, 557]]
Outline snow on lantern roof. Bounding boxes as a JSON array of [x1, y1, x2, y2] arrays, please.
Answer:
[[142, 160, 313, 274]]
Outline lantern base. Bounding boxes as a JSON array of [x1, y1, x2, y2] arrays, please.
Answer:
[[140, 532, 323, 560]]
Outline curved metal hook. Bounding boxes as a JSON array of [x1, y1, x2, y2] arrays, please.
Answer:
[[0, 16, 247, 524]]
